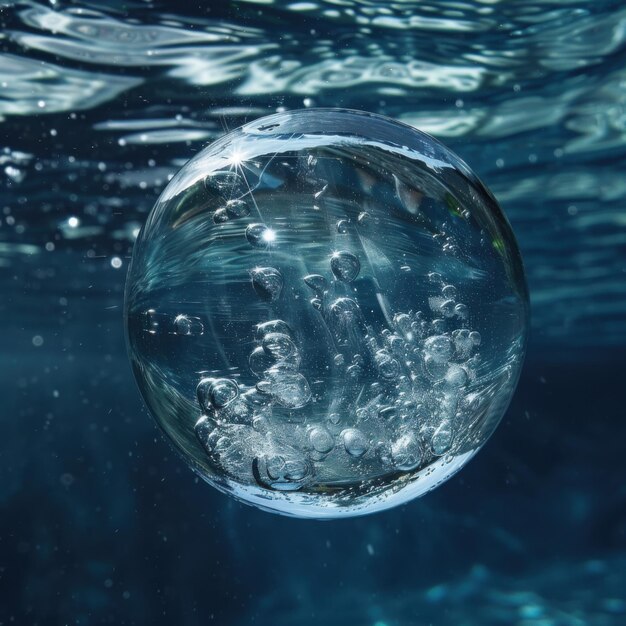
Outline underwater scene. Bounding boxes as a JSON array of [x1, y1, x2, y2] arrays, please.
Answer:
[[1, 0, 625, 624]]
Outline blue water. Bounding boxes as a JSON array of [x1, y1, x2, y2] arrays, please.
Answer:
[[1, 0, 625, 623]]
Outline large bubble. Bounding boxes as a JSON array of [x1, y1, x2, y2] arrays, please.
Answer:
[[125, 109, 528, 518]]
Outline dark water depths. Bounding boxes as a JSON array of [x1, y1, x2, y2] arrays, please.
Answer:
[[1, 0, 625, 623]]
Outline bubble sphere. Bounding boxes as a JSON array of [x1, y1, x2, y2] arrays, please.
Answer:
[[125, 109, 529, 519]]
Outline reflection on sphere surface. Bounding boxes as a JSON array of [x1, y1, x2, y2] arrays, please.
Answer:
[[125, 109, 528, 518]]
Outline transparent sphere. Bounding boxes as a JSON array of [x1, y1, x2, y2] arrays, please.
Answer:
[[125, 109, 528, 518]]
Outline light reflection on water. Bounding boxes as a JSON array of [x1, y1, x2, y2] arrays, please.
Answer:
[[1, 1, 625, 352]]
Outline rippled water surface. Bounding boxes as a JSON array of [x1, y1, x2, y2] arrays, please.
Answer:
[[3, 0, 626, 352], [2, 0, 625, 624]]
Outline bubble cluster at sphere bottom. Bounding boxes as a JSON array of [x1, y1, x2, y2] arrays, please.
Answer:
[[125, 109, 528, 518]]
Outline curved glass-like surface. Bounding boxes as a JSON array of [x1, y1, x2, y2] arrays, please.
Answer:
[[125, 109, 528, 518]]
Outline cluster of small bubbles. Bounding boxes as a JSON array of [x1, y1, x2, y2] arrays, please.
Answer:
[[390, 432, 422, 471], [424, 335, 454, 362], [253, 452, 313, 491], [197, 377, 239, 412], [375, 349, 401, 380], [428, 279, 471, 324], [192, 315, 319, 490], [125, 109, 528, 518]]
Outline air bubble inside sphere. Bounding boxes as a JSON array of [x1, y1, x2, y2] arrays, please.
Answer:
[[125, 109, 529, 519]]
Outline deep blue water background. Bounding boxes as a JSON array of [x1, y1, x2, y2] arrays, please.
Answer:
[[1, 0, 625, 624]]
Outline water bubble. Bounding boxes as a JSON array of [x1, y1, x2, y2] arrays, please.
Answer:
[[454, 303, 469, 320], [213, 208, 229, 223], [250, 266, 283, 301], [386, 334, 404, 353], [375, 349, 401, 380], [342, 428, 369, 458], [220, 396, 254, 425], [373, 440, 391, 464], [243, 388, 272, 408], [393, 313, 412, 336], [253, 451, 313, 491], [352, 354, 365, 367], [432, 422, 454, 456], [252, 415, 271, 433], [357, 211, 370, 225], [330, 297, 361, 320], [308, 425, 334, 458], [262, 332, 297, 359], [249, 346, 275, 377], [424, 355, 448, 381], [378, 406, 397, 420], [346, 364, 362, 379], [256, 319, 293, 339], [264, 369, 311, 409], [126, 109, 528, 518], [208, 378, 239, 408], [442, 284, 457, 299], [326, 412, 342, 434], [205, 170, 244, 196], [445, 364, 468, 388], [225, 199, 251, 219], [424, 335, 453, 363], [303, 274, 329, 295], [390, 432, 422, 471], [431, 318, 447, 334], [173, 314, 204, 336], [208, 424, 266, 478], [246, 223, 275, 248], [452, 329, 473, 359], [330, 251, 360, 282], [195, 415, 220, 454], [441, 299, 456, 318], [196, 378, 215, 413]]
